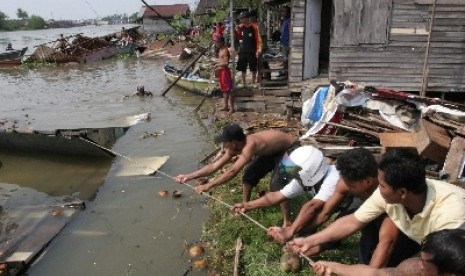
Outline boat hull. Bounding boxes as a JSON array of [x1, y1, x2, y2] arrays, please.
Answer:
[[163, 69, 217, 96], [27, 45, 77, 63], [0, 47, 28, 66]]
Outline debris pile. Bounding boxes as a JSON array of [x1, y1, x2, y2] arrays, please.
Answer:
[[300, 81, 465, 188]]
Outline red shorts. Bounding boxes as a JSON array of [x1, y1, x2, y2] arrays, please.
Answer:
[[219, 67, 232, 93]]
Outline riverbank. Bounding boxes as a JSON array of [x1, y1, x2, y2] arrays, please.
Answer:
[[198, 99, 359, 275]]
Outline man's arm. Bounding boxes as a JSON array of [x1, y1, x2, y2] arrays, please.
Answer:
[[310, 179, 348, 228], [290, 214, 367, 255], [287, 199, 325, 235], [175, 149, 232, 183], [253, 24, 262, 56], [231, 191, 286, 214], [312, 258, 422, 276], [369, 216, 399, 268], [204, 153, 251, 190]]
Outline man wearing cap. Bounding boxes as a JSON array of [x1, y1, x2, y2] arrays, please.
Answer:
[[237, 11, 261, 85], [232, 145, 339, 227], [175, 124, 299, 222]]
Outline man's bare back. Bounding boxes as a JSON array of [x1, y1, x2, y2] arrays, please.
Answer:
[[243, 130, 295, 157]]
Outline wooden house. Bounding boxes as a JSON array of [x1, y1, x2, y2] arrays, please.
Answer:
[[289, 0, 465, 97], [139, 4, 191, 35]]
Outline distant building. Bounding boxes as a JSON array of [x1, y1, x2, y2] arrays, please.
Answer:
[[138, 4, 191, 35]]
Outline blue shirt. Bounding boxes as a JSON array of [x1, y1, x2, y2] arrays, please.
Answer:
[[281, 18, 290, 47]]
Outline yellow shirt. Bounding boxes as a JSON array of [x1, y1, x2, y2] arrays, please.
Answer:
[[354, 179, 465, 244]]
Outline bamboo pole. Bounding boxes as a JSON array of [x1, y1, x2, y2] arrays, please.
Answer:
[[233, 237, 243, 276], [420, 0, 438, 96]]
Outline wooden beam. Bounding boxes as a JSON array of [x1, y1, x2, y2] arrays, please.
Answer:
[[420, 0, 438, 96]]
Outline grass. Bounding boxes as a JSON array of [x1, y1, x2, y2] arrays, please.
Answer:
[[202, 172, 360, 275]]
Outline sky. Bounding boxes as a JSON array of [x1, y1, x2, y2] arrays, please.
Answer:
[[1, 0, 198, 20]]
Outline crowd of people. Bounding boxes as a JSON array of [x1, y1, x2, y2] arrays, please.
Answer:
[[176, 123, 465, 275]]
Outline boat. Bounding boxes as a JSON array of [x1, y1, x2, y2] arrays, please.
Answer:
[[0, 47, 28, 66], [163, 64, 217, 96], [27, 45, 78, 63]]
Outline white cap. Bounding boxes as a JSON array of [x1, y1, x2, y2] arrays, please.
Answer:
[[288, 146, 329, 187]]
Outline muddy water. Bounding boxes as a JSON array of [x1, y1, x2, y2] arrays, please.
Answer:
[[1, 27, 214, 275]]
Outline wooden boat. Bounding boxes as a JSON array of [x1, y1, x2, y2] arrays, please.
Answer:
[[0, 47, 28, 66], [27, 45, 78, 63], [78, 45, 118, 63], [163, 65, 217, 96]]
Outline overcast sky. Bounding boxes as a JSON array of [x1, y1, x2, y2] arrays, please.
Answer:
[[1, 0, 198, 20]]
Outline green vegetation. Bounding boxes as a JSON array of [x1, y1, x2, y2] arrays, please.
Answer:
[[28, 15, 46, 29], [202, 171, 360, 275], [0, 8, 46, 31], [171, 13, 190, 34]]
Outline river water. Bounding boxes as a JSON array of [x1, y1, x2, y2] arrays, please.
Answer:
[[0, 26, 213, 275]]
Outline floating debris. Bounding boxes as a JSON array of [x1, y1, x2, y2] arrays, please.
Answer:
[[141, 130, 165, 139], [51, 210, 64, 217], [172, 190, 182, 199], [158, 190, 168, 198]]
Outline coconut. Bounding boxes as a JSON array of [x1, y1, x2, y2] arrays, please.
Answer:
[[192, 259, 208, 269], [188, 244, 205, 258], [280, 250, 302, 273]]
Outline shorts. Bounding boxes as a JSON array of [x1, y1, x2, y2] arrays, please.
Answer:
[[242, 140, 301, 191], [237, 52, 257, 72], [219, 67, 232, 93]]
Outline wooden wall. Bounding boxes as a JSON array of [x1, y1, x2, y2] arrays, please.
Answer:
[[329, 0, 465, 94], [289, 0, 306, 92]]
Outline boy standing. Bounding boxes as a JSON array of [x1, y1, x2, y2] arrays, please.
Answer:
[[216, 37, 234, 114]]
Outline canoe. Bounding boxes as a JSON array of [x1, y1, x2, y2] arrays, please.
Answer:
[[163, 68, 217, 96], [0, 47, 28, 66]]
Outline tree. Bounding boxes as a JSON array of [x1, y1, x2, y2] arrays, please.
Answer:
[[0, 11, 7, 29], [172, 13, 189, 34], [17, 8, 29, 19], [28, 15, 46, 29], [129, 12, 139, 22]]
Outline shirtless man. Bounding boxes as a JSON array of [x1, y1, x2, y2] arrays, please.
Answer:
[[175, 124, 299, 224], [215, 37, 234, 114]]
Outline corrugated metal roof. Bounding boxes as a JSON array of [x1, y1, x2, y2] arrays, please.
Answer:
[[142, 4, 190, 18]]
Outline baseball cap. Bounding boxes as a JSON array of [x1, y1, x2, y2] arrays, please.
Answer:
[[214, 124, 246, 143]]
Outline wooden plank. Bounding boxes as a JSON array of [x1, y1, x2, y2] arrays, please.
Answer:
[[379, 132, 417, 153], [443, 136, 465, 188], [413, 119, 451, 163]]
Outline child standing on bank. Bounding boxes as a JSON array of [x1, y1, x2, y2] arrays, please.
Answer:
[[215, 37, 234, 114]]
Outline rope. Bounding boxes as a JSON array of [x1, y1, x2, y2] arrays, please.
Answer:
[[79, 136, 315, 265]]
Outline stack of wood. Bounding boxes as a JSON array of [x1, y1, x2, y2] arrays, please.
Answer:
[[299, 84, 465, 189]]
